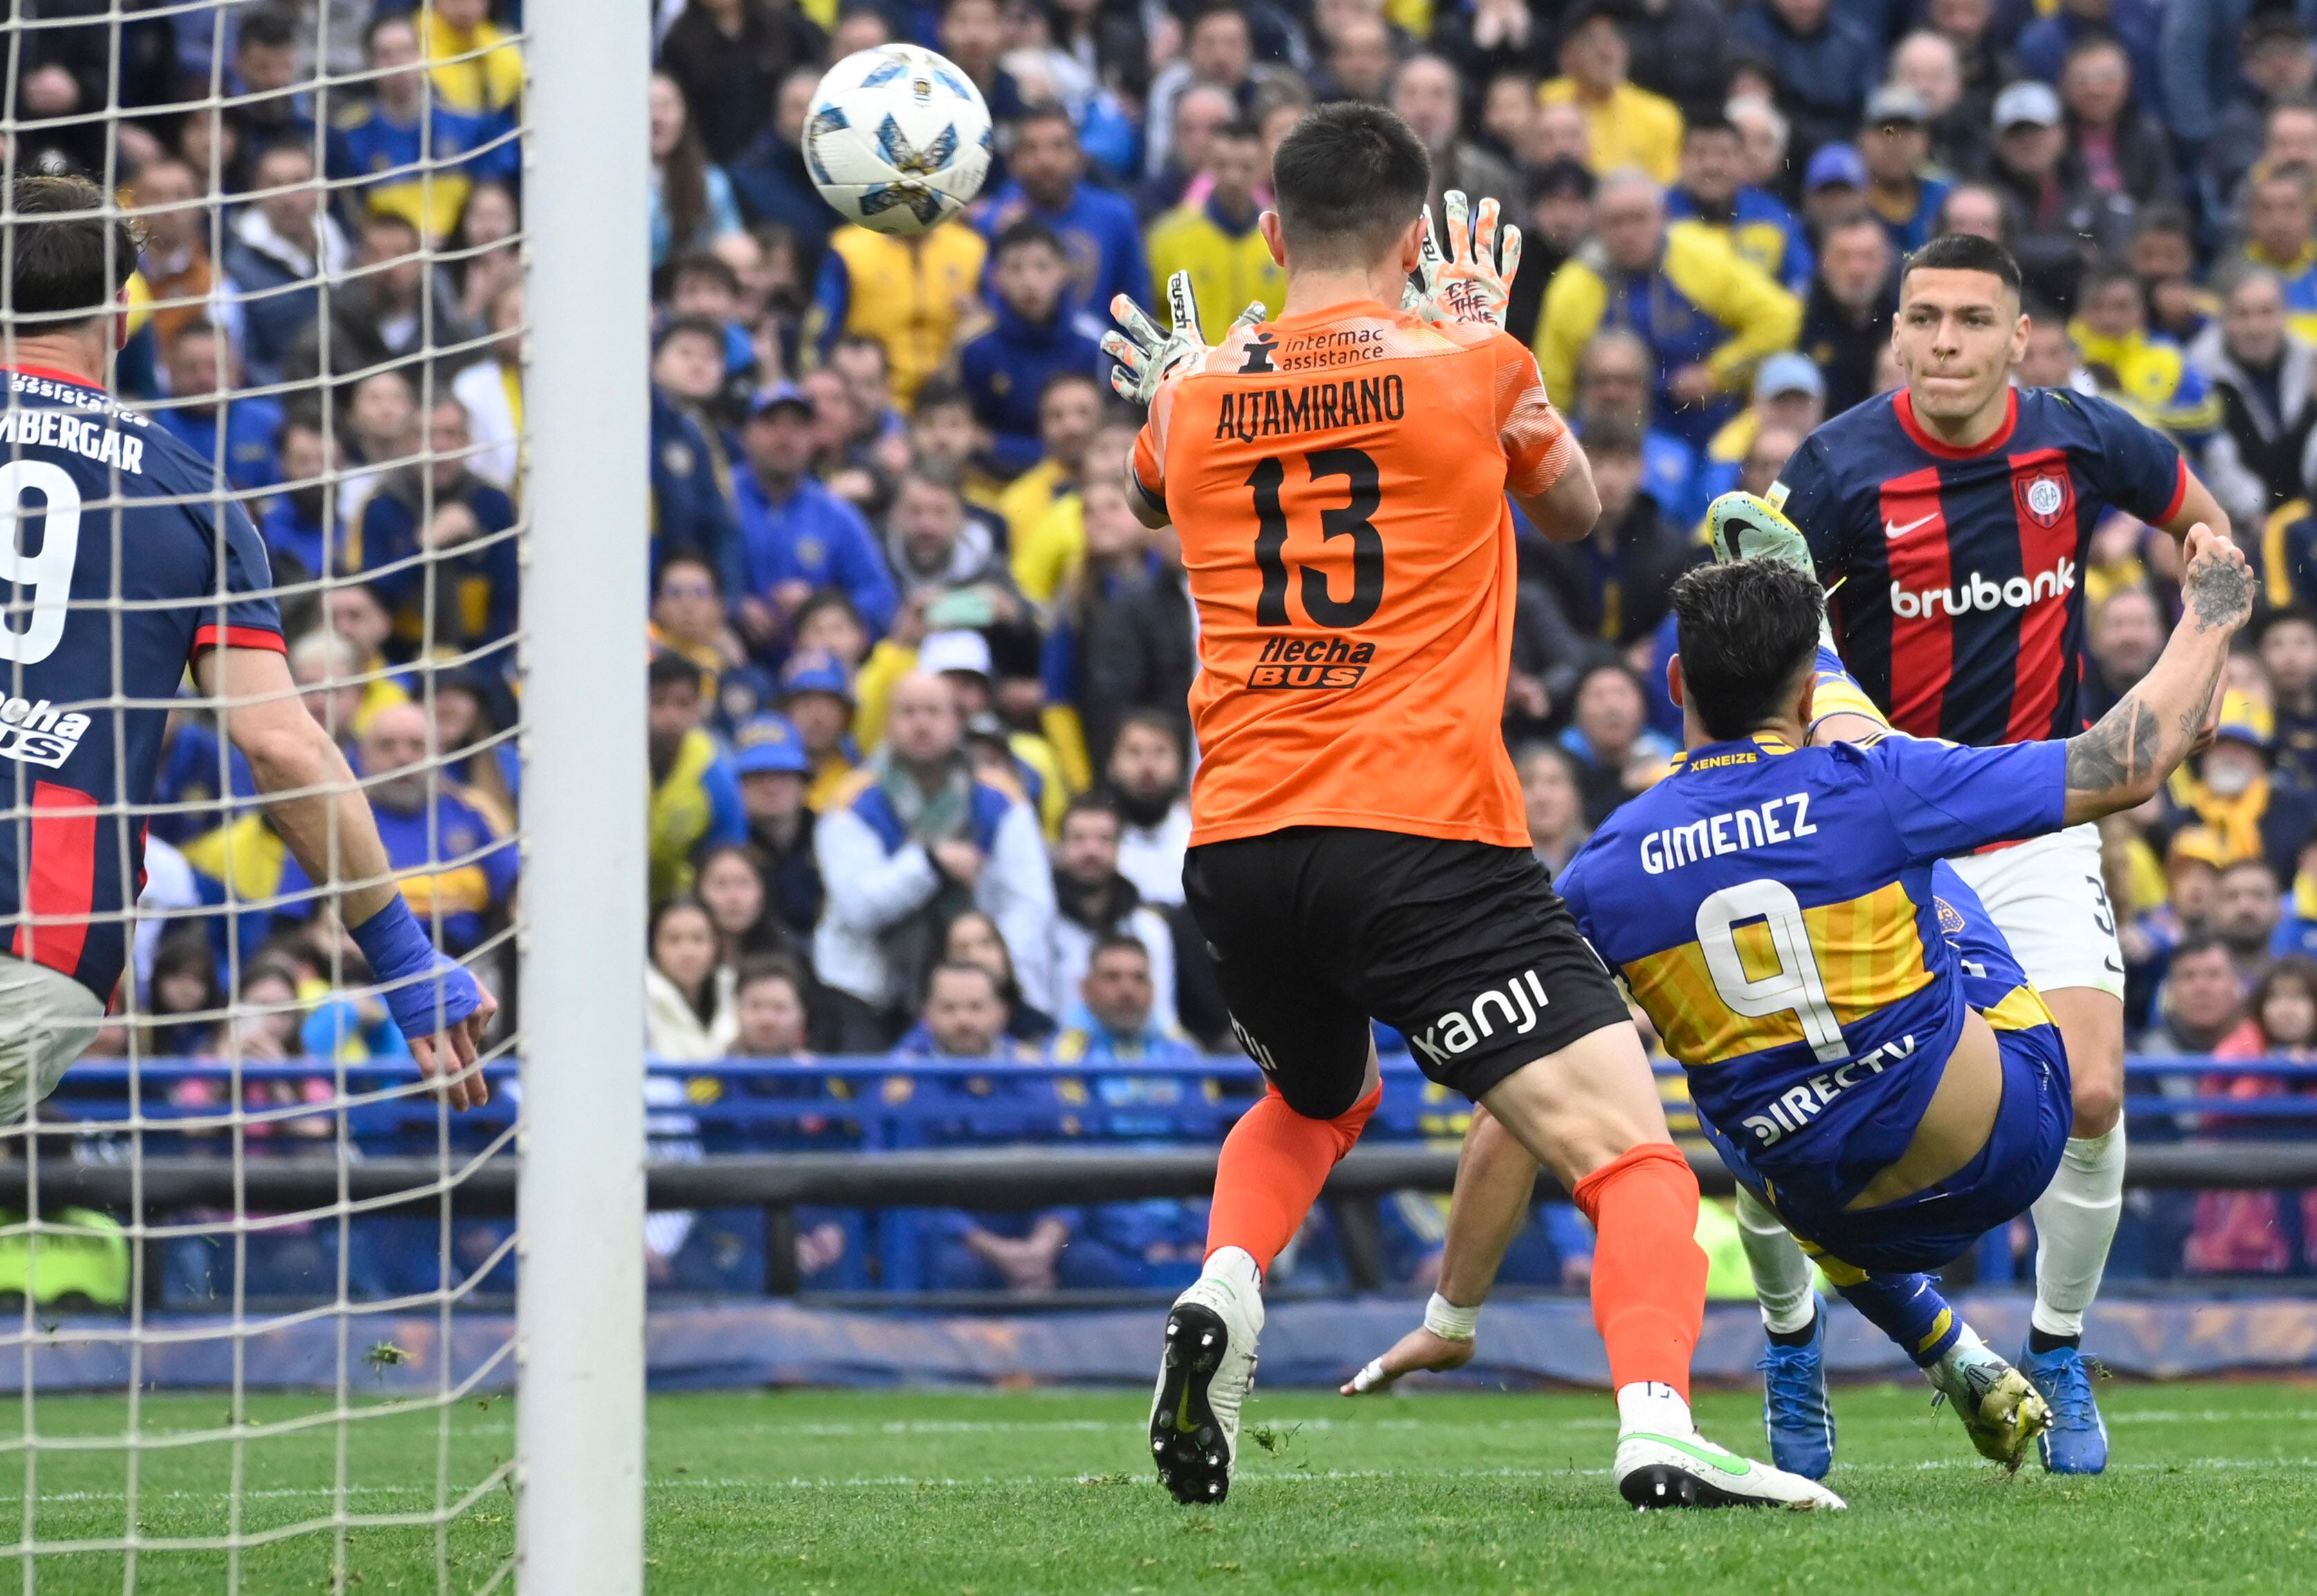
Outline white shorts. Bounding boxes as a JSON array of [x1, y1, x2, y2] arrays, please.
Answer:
[[1946, 823, 2126, 1002], [0, 956, 104, 1127]]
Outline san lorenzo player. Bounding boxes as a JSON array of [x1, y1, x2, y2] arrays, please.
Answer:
[[1105, 104, 1839, 1511], [0, 175, 492, 1117]]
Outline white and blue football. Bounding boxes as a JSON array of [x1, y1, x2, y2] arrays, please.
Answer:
[[804, 45, 993, 236]]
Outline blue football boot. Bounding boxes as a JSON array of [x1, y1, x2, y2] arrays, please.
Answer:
[[1755, 1295, 1836, 1481], [2019, 1341, 2110, 1475]]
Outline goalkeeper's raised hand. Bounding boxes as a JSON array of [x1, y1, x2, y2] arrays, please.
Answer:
[[1102, 270, 1264, 408], [1401, 189, 1520, 331]]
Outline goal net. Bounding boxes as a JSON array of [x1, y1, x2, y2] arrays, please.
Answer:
[[0, 4, 638, 1590]]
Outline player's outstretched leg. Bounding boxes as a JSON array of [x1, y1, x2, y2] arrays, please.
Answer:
[[1830, 1268, 2049, 1471], [1150, 1080, 1378, 1504], [1484, 1031, 1845, 1511], [1736, 1189, 1835, 1478]]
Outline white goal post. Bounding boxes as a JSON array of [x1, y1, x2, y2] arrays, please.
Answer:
[[517, 1, 647, 1592]]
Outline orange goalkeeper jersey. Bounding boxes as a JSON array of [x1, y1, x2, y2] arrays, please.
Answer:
[[1132, 300, 1578, 850]]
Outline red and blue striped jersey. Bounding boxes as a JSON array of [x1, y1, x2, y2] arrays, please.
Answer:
[[1771, 386, 2188, 746], [0, 366, 284, 1002]]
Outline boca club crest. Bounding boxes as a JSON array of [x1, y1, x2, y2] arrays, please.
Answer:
[[2015, 470, 2072, 529]]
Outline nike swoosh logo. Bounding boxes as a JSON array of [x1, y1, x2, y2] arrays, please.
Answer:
[[1174, 1383, 1199, 1434], [1625, 1433, 1753, 1476], [1885, 514, 1936, 541]]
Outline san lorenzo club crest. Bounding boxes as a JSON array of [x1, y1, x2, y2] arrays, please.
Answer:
[[2016, 470, 2071, 529]]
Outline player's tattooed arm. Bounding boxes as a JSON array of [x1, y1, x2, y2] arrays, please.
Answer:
[[2061, 526, 2253, 824]]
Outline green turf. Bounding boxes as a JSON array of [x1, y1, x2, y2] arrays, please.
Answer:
[[0, 1379, 2311, 1592]]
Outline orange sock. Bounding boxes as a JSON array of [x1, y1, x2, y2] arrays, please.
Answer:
[[1571, 1142, 1706, 1401], [1204, 1083, 1380, 1274]]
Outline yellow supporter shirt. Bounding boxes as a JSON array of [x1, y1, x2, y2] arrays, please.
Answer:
[[1537, 79, 1683, 185]]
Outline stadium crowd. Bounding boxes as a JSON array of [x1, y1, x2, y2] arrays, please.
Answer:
[[17, 0, 2317, 1290]]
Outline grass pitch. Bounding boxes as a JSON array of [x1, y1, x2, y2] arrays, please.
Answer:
[[0, 1379, 2311, 1592]]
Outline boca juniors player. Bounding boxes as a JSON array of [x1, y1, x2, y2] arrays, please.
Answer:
[[0, 174, 492, 1119], [1345, 550, 2251, 1478], [1104, 104, 1838, 1512]]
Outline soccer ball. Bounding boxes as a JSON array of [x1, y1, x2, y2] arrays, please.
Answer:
[[804, 46, 993, 236]]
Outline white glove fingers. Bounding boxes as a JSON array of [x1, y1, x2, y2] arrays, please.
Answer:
[[1498, 223, 1522, 289], [1165, 269, 1200, 335], [1444, 189, 1473, 268]]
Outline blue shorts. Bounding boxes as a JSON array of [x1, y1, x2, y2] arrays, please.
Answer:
[[1735, 1021, 2071, 1277]]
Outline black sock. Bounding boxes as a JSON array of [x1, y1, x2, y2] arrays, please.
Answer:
[[1766, 1310, 1817, 1348], [2028, 1328, 2080, 1355]]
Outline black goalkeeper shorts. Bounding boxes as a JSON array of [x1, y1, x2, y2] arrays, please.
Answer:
[[1181, 826, 1632, 1115]]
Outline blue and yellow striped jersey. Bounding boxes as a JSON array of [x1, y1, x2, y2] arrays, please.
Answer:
[[1556, 730, 2065, 1211]]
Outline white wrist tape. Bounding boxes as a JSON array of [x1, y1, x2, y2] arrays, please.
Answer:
[[1423, 1292, 1479, 1341]]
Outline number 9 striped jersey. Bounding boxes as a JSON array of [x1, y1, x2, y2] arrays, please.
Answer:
[[0, 366, 284, 1003], [1129, 301, 1576, 850], [1553, 727, 2067, 1216]]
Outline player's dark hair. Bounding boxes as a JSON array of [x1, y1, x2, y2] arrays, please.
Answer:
[[1902, 231, 2022, 300], [5, 175, 139, 327], [1669, 561, 1826, 741], [1270, 102, 1431, 267], [993, 218, 1065, 261]]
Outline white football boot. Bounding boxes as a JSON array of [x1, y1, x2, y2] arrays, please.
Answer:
[[1614, 1429, 1849, 1510], [1149, 1249, 1264, 1505]]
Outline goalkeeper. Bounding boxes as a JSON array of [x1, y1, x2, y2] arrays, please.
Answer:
[[1347, 508, 2252, 1477], [0, 174, 492, 1120]]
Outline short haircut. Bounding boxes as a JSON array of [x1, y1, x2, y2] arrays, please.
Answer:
[[2221, 857, 2281, 887], [913, 375, 970, 416], [1089, 931, 1151, 966], [670, 251, 740, 294], [656, 550, 721, 591], [1669, 561, 1827, 741], [1213, 118, 1261, 145], [2258, 604, 2317, 644], [993, 218, 1065, 260], [648, 650, 704, 694], [654, 313, 726, 352], [925, 958, 1002, 1002], [1062, 790, 1120, 829], [734, 953, 808, 998], [2079, 259, 2141, 300], [1190, 1, 1249, 37], [2170, 931, 2233, 967], [5, 175, 139, 326], [1684, 108, 1737, 140], [2134, 201, 2193, 241], [1270, 102, 1431, 268], [1009, 101, 1076, 140], [1038, 369, 1102, 407], [1901, 231, 2022, 301], [1581, 414, 1643, 458], [237, 7, 297, 50], [1113, 706, 1185, 754]]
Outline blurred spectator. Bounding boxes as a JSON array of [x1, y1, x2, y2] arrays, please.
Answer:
[[1047, 795, 1179, 1033], [730, 955, 813, 1057], [223, 140, 352, 389], [698, 842, 793, 972], [257, 416, 333, 588], [1535, 171, 1802, 449], [1859, 85, 1951, 256], [1572, 330, 1702, 530], [2196, 269, 2317, 534], [2169, 699, 2317, 882], [814, 672, 1055, 1045], [656, 0, 827, 168], [647, 897, 739, 1061], [981, 104, 1150, 317], [2188, 955, 2317, 1276], [454, 180, 524, 331], [419, 0, 523, 124], [352, 397, 521, 666], [650, 71, 744, 270], [1890, 28, 1986, 175], [152, 321, 281, 495], [2081, 584, 2164, 721], [2068, 262, 2221, 449], [450, 281, 523, 493], [2214, 857, 2289, 980], [1517, 742, 1591, 875], [2058, 32, 2175, 212], [2140, 934, 2246, 1054], [883, 469, 1026, 620], [295, 212, 479, 393], [1697, 353, 1825, 508], [1665, 110, 1813, 297], [1984, 78, 2131, 310], [1729, 0, 1879, 163], [2196, 15, 2317, 223], [1073, 484, 1196, 768], [1503, 159, 1594, 347], [129, 159, 229, 361], [2262, 609, 2317, 793], [1049, 933, 1197, 1061], [1800, 142, 1870, 239], [650, 553, 750, 701], [961, 230, 1105, 480], [944, 908, 1058, 1044], [1538, 7, 1683, 186], [1105, 710, 1193, 908], [812, 207, 989, 409], [731, 714, 825, 941], [726, 66, 838, 252], [993, 373, 1102, 573], [1143, 5, 1292, 190], [2016, 0, 2161, 105], [1725, 94, 1791, 194], [731, 384, 898, 649], [1800, 214, 1896, 416], [1523, 416, 1695, 649], [647, 653, 748, 906], [1145, 120, 1283, 343], [1318, 12, 1398, 106], [1392, 54, 1517, 216], [431, 667, 519, 823], [273, 702, 517, 957], [331, 14, 514, 244], [1140, 82, 1237, 219], [2235, 165, 2317, 346], [2133, 207, 2215, 349], [652, 383, 748, 595], [289, 630, 365, 755], [145, 931, 223, 1059], [1560, 661, 1677, 826], [778, 651, 862, 812]]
